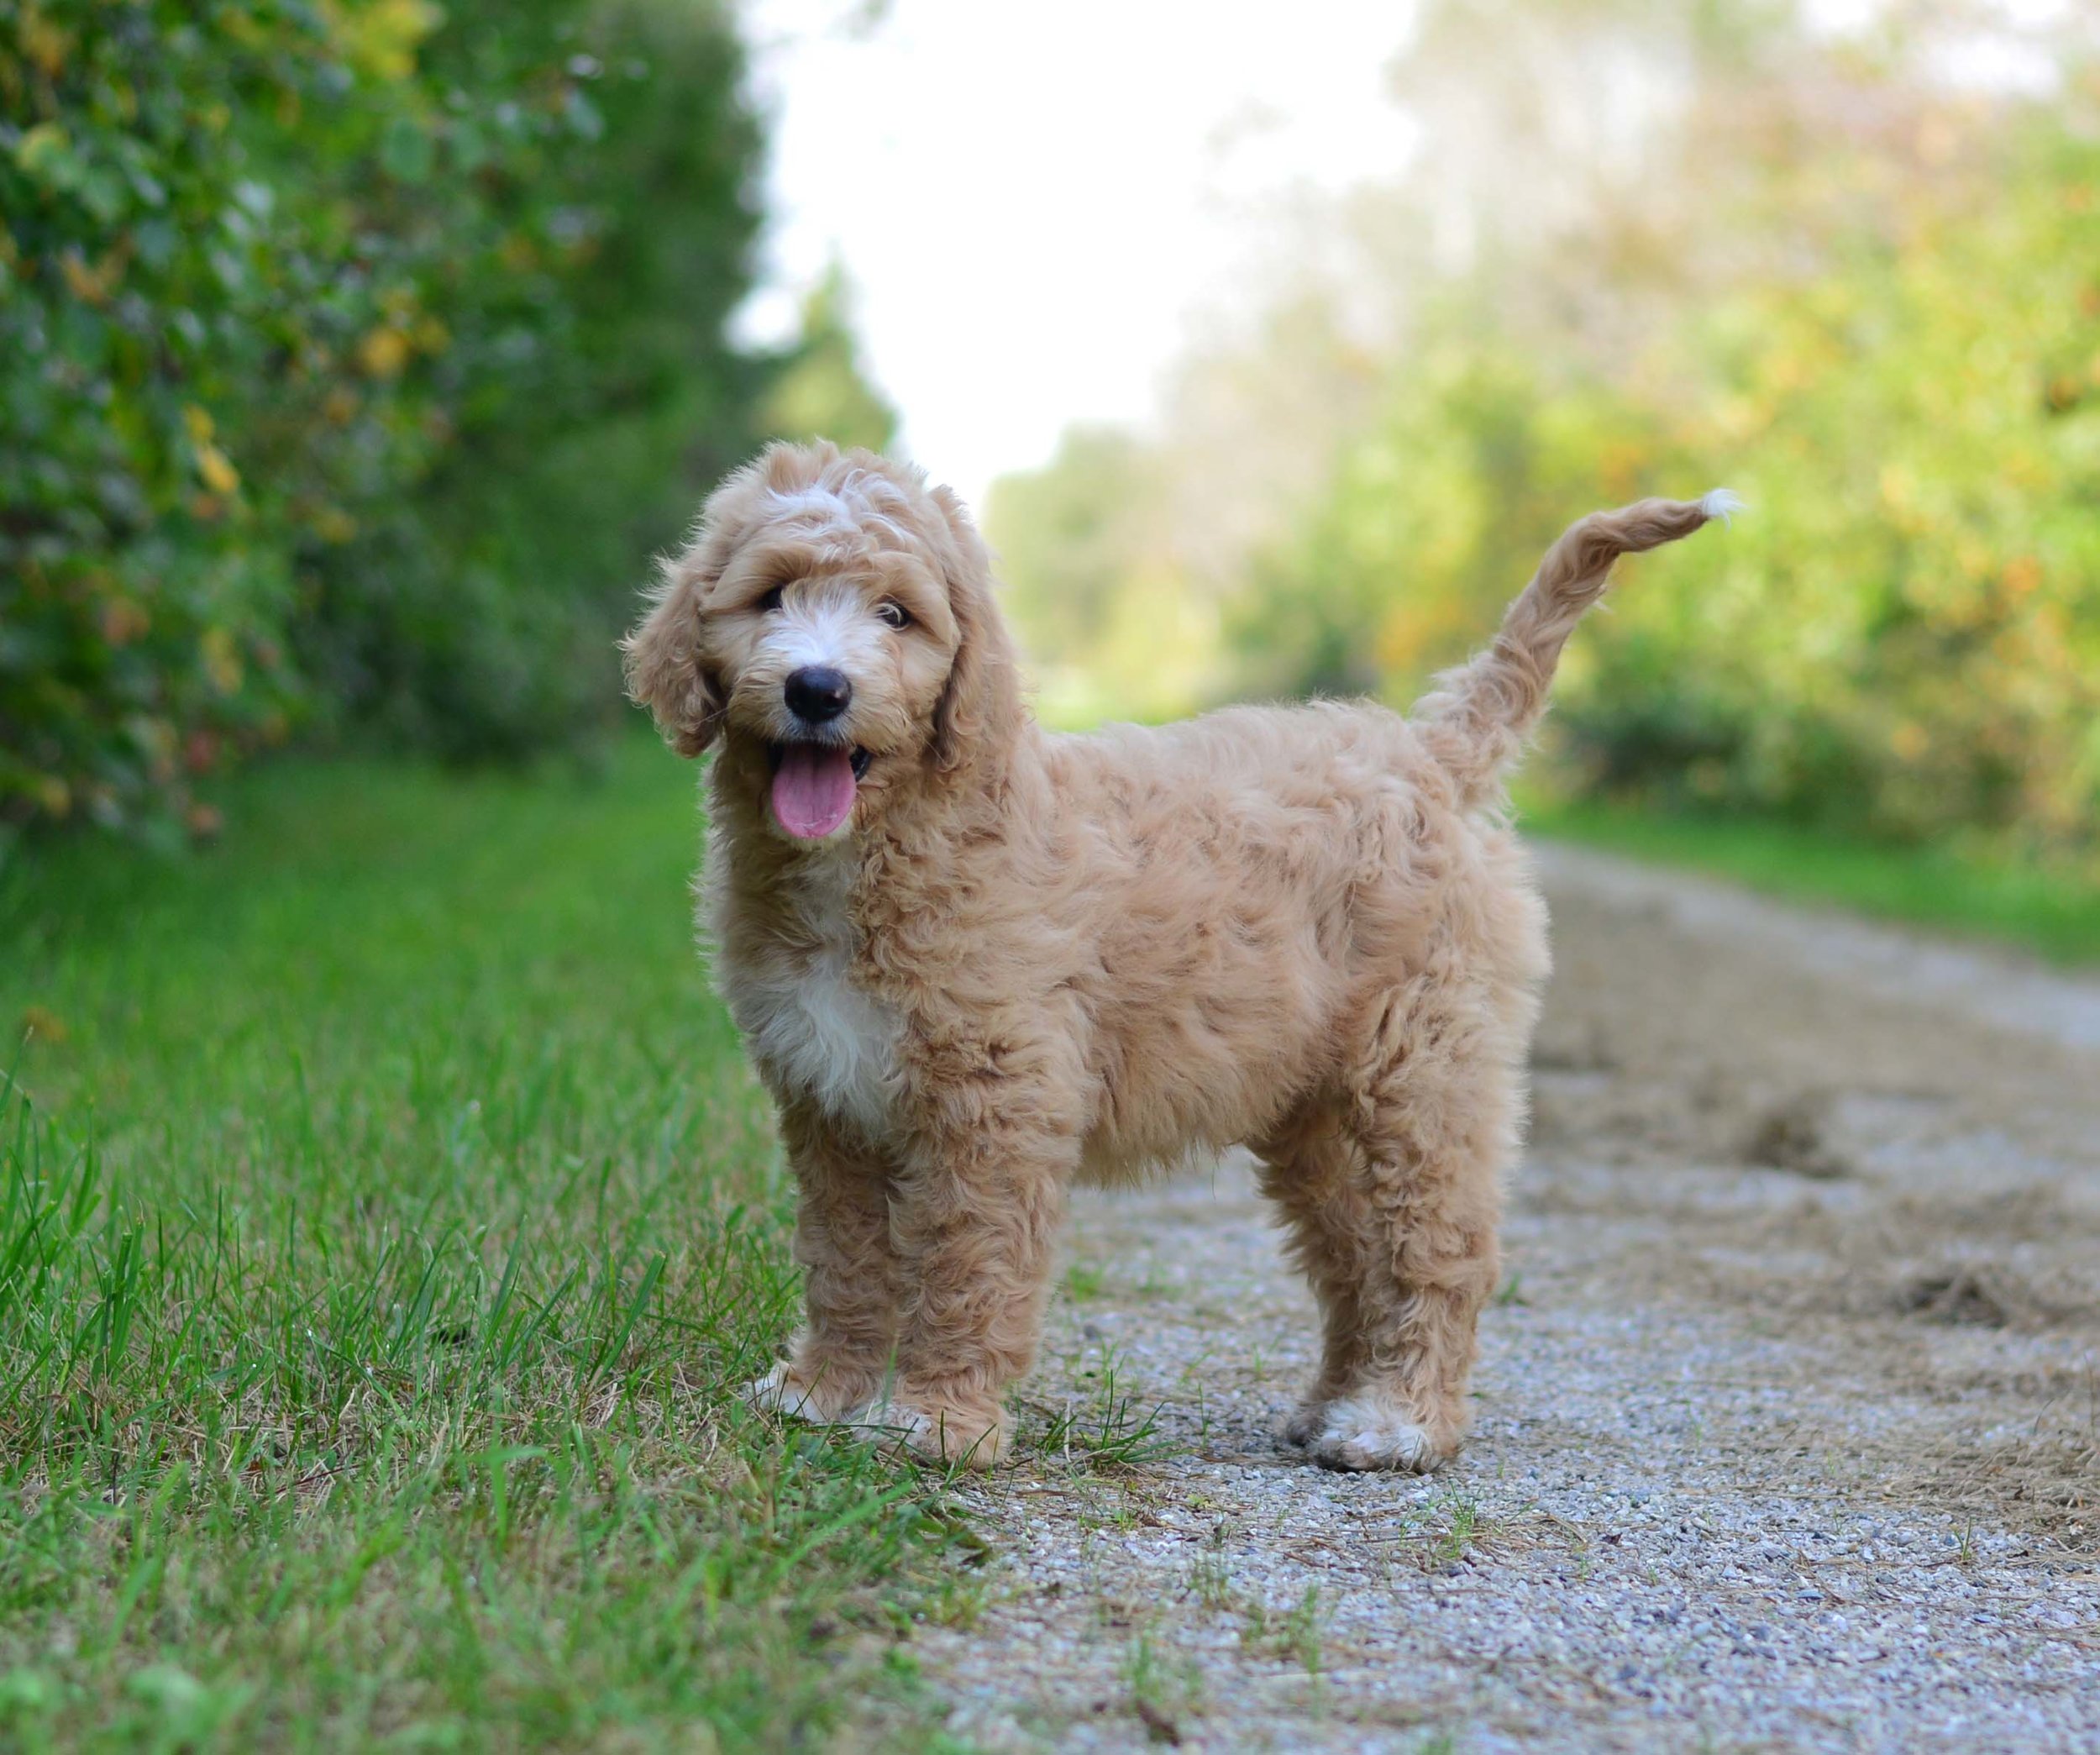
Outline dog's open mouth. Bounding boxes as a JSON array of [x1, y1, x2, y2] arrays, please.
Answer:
[[768, 742, 871, 840]]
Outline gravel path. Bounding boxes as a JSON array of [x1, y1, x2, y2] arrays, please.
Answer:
[[917, 845, 2100, 1752]]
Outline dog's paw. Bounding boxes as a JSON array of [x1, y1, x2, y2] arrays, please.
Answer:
[[1278, 1401, 1326, 1451], [739, 1363, 867, 1425], [1303, 1395, 1451, 1474], [849, 1394, 1010, 1469]]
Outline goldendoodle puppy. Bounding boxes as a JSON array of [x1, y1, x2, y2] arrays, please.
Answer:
[[626, 440, 1733, 1471]]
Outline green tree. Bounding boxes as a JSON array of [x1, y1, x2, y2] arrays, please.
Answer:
[[0, 0, 784, 838], [1000, 0, 2100, 864], [1245, 19, 2100, 862], [759, 263, 898, 455]]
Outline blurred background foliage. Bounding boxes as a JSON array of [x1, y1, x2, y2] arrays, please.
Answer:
[[1, 0, 892, 843], [987, 0, 2100, 871], [11, 0, 2096, 875]]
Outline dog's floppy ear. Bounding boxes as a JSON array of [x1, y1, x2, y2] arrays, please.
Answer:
[[622, 466, 766, 756], [927, 485, 1021, 774], [622, 554, 724, 758]]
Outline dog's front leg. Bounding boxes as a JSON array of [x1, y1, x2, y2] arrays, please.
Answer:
[[857, 1105, 1074, 1469], [743, 1105, 903, 1424]]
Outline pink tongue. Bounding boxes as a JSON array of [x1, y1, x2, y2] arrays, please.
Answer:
[[771, 744, 858, 839]]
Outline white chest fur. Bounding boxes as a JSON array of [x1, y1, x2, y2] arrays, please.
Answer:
[[711, 841, 902, 1138]]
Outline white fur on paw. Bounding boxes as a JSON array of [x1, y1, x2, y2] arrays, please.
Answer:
[[847, 1395, 1006, 1467], [843, 1394, 933, 1449], [1307, 1396, 1442, 1474], [740, 1364, 857, 1424]]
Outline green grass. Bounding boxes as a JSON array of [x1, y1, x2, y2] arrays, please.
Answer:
[[0, 741, 974, 1751], [13, 739, 2087, 1747], [1518, 792, 2100, 965]]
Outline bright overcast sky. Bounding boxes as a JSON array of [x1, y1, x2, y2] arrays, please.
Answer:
[[734, 0, 1423, 513]]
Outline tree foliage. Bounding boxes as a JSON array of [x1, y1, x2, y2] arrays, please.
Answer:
[[1251, 32, 2100, 864], [0, 0, 862, 840], [759, 263, 898, 458], [991, 3, 2100, 866]]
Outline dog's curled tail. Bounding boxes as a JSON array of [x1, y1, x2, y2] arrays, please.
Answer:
[[1415, 489, 1741, 807]]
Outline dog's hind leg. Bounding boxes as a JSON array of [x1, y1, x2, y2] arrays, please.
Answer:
[[1294, 967, 1515, 1473], [1254, 1101, 1375, 1450], [743, 1106, 903, 1424]]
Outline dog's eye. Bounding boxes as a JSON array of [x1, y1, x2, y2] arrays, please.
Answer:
[[875, 600, 912, 631], [756, 583, 785, 613]]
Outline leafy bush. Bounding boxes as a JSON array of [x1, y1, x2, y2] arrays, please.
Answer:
[[1248, 94, 2100, 864], [1, 0, 783, 840], [992, 8, 2100, 870]]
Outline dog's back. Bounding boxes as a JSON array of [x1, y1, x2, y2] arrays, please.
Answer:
[[1035, 476, 1736, 1183], [1041, 701, 1541, 1185]]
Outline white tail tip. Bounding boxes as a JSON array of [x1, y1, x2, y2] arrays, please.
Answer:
[[1699, 488, 1746, 526]]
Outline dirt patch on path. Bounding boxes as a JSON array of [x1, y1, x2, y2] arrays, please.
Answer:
[[916, 846, 2100, 1752]]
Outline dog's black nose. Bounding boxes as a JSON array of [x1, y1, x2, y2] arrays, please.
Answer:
[[785, 665, 852, 724]]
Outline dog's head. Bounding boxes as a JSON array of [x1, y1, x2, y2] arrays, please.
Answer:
[[623, 441, 1017, 840]]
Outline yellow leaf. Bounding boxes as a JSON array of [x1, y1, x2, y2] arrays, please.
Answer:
[[320, 0, 443, 80], [196, 442, 240, 497], [60, 251, 108, 306], [202, 628, 244, 696], [22, 13, 71, 77], [183, 404, 215, 443], [357, 327, 411, 379]]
